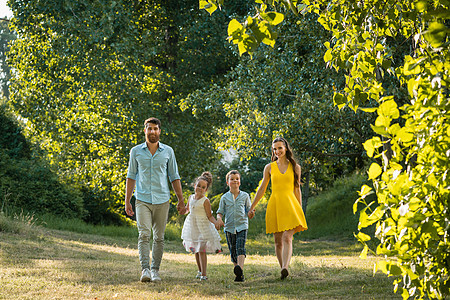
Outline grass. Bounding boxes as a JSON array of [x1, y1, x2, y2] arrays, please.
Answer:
[[0, 215, 400, 300], [301, 172, 376, 240]]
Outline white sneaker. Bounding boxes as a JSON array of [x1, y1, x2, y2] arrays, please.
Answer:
[[140, 268, 151, 282], [199, 275, 208, 281], [195, 271, 202, 279], [151, 269, 161, 282]]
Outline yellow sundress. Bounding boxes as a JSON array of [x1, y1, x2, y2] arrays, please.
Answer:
[[265, 161, 308, 234]]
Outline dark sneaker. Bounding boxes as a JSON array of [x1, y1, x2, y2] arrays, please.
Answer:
[[234, 265, 243, 277], [280, 268, 289, 280], [234, 265, 244, 282]]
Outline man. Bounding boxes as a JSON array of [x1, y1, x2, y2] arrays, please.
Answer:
[[125, 117, 186, 282]]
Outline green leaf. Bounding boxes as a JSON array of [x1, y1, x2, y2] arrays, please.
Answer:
[[324, 49, 332, 62], [370, 124, 388, 136], [260, 12, 284, 25], [199, 0, 218, 14], [356, 231, 371, 242], [333, 92, 346, 109], [378, 99, 399, 119], [228, 19, 244, 37], [424, 21, 448, 48], [368, 163, 382, 180], [359, 107, 377, 113], [407, 78, 419, 97], [396, 127, 414, 143], [363, 137, 382, 157], [360, 244, 369, 259]]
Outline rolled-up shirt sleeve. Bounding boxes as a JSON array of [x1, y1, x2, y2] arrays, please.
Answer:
[[217, 195, 226, 216], [126, 148, 138, 180], [167, 147, 181, 183]]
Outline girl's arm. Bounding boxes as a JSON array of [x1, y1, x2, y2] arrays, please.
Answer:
[[203, 198, 218, 225], [294, 164, 302, 207], [249, 163, 271, 211], [184, 196, 190, 215]]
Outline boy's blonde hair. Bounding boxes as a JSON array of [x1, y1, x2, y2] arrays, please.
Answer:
[[226, 170, 241, 183]]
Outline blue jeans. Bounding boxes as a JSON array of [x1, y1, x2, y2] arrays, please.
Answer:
[[225, 230, 247, 264], [136, 200, 170, 271]]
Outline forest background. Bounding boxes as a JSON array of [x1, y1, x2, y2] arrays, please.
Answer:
[[0, 0, 448, 299]]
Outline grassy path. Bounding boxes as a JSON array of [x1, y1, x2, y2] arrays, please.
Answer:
[[0, 225, 399, 299]]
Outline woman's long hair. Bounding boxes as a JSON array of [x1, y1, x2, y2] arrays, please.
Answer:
[[271, 137, 300, 187]]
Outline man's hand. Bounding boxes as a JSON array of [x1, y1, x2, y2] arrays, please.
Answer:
[[125, 201, 134, 216], [177, 200, 186, 215]]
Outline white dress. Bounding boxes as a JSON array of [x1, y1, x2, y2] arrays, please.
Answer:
[[181, 195, 222, 254]]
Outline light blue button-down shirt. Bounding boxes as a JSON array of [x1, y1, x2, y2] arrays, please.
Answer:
[[126, 142, 180, 204], [217, 191, 251, 234]]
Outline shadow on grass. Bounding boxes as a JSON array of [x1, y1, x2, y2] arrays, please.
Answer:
[[0, 226, 399, 299]]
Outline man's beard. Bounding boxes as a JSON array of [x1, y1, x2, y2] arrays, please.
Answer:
[[148, 134, 160, 143]]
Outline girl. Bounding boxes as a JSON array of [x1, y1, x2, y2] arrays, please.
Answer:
[[181, 171, 222, 281], [248, 137, 307, 280]]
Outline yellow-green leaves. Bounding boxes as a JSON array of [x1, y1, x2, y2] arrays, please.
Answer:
[[424, 21, 448, 48], [226, 12, 283, 56], [378, 98, 399, 119], [368, 163, 382, 180], [363, 137, 382, 157], [199, 0, 218, 15], [228, 19, 243, 37], [260, 12, 284, 25]]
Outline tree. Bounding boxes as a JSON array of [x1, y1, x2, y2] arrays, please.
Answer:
[[0, 18, 14, 100], [7, 0, 240, 224], [183, 12, 376, 210], [201, 0, 449, 298]]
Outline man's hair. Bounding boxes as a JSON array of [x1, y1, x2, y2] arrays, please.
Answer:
[[226, 170, 241, 182], [144, 117, 161, 129]]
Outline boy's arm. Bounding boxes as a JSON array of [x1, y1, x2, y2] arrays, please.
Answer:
[[245, 193, 252, 214], [216, 213, 224, 230]]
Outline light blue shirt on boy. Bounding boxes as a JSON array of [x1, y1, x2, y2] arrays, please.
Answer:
[[126, 142, 180, 204], [217, 191, 251, 234]]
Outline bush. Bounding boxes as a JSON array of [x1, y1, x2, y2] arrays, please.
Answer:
[[0, 105, 85, 219], [301, 172, 375, 240]]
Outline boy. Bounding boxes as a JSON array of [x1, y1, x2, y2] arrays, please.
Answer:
[[216, 170, 252, 282]]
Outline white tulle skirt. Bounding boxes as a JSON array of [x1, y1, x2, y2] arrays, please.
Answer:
[[181, 206, 222, 254]]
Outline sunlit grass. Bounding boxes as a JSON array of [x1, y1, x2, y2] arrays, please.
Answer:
[[0, 217, 400, 300]]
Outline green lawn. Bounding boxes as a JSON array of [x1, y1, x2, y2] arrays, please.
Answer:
[[0, 222, 400, 300]]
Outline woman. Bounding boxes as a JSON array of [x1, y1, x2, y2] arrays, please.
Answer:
[[248, 137, 307, 279]]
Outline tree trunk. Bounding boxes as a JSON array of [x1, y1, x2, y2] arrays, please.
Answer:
[[301, 171, 309, 216]]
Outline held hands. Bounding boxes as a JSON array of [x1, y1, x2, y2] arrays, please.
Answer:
[[248, 209, 256, 219], [177, 200, 187, 215], [215, 218, 224, 230]]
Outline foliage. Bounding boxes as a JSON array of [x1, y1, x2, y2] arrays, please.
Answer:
[[210, 155, 269, 196], [7, 0, 242, 224], [0, 105, 85, 219], [302, 172, 375, 240], [201, 0, 449, 298], [183, 12, 375, 194]]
